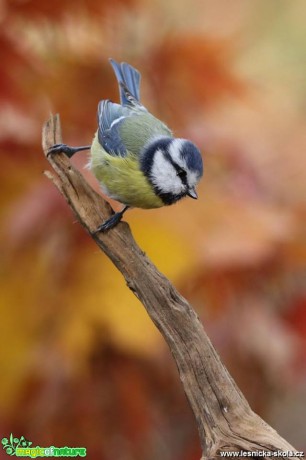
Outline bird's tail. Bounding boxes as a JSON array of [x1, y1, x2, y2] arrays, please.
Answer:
[[109, 59, 141, 106]]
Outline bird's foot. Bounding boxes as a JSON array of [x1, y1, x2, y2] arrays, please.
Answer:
[[94, 212, 124, 233], [47, 144, 90, 158], [94, 206, 129, 233]]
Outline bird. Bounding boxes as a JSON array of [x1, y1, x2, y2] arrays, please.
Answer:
[[48, 59, 204, 232]]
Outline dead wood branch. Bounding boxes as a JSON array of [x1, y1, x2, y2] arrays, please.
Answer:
[[42, 114, 297, 459]]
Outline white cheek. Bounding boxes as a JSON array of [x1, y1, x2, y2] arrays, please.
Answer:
[[150, 149, 184, 194], [188, 171, 200, 187]]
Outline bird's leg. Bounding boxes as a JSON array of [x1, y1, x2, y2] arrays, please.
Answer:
[[94, 206, 130, 233], [47, 144, 91, 158]]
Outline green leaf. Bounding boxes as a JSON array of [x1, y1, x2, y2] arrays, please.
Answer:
[[9, 434, 13, 445]]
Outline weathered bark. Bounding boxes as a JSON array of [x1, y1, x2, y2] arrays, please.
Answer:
[[42, 115, 298, 459]]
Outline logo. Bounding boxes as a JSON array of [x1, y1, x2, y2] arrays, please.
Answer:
[[1, 434, 87, 458]]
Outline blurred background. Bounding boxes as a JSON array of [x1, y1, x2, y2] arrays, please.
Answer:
[[0, 0, 305, 458]]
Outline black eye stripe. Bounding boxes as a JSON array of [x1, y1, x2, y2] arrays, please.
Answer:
[[176, 168, 188, 185], [177, 169, 187, 178], [162, 151, 188, 186]]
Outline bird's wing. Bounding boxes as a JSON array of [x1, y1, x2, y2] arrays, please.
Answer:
[[98, 99, 172, 158], [97, 100, 135, 157]]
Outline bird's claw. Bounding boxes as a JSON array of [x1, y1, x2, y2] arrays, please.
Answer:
[[47, 143, 71, 157], [94, 213, 124, 233]]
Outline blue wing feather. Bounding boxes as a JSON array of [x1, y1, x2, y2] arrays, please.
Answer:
[[97, 100, 131, 156]]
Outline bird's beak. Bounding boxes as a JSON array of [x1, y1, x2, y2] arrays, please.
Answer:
[[187, 188, 198, 199]]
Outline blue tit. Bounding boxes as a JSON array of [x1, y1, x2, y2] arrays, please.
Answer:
[[48, 59, 204, 232]]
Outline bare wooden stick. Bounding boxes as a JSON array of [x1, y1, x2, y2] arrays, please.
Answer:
[[43, 114, 297, 459]]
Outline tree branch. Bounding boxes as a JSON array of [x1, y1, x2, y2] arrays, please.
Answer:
[[42, 114, 297, 459]]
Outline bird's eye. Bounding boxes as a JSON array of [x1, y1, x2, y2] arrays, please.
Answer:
[[177, 169, 187, 180]]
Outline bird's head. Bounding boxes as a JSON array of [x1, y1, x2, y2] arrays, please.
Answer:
[[140, 137, 203, 205]]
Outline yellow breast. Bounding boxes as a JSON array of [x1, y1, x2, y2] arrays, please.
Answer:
[[89, 133, 164, 209]]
